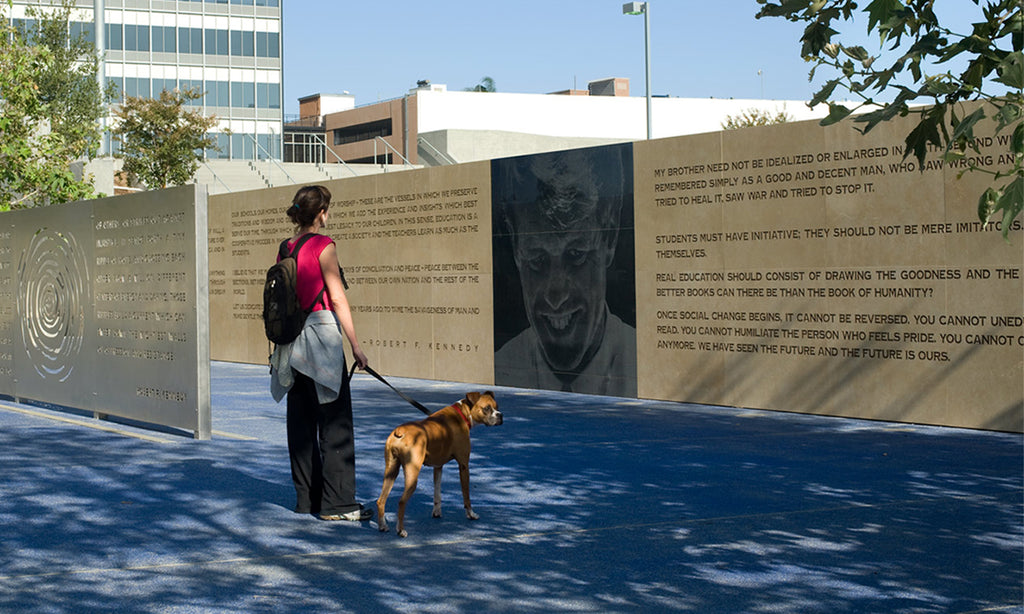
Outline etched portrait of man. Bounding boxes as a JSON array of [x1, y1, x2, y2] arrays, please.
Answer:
[[492, 144, 636, 396]]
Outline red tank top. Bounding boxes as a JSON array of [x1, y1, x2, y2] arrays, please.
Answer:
[[281, 233, 334, 312]]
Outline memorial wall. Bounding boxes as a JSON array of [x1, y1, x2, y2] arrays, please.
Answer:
[[0, 185, 211, 438], [209, 111, 1022, 432], [209, 163, 494, 384], [634, 114, 1022, 431]]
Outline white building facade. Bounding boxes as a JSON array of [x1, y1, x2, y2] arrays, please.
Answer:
[[8, 0, 283, 160]]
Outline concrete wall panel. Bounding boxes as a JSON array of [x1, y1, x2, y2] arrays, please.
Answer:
[[0, 185, 210, 438], [211, 111, 1022, 431]]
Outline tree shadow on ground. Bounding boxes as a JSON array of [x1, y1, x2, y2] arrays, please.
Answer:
[[0, 363, 1020, 613]]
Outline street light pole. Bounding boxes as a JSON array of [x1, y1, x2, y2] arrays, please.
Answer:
[[95, 0, 106, 155], [622, 2, 651, 140]]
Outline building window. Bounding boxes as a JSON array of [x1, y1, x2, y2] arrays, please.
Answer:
[[205, 28, 228, 55], [124, 77, 151, 98], [124, 24, 150, 52], [178, 26, 201, 53], [256, 82, 280, 109], [12, 18, 37, 43], [255, 31, 279, 58], [231, 133, 255, 159], [107, 76, 123, 98], [333, 119, 392, 146], [207, 132, 230, 159], [105, 22, 122, 50], [151, 25, 176, 53], [70, 21, 95, 45], [284, 132, 324, 164], [179, 79, 204, 105], [349, 153, 392, 165], [152, 77, 177, 97], [229, 30, 253, 56], [216, 80, 230, 106], [204, 80, 229, 107], [231, 81, 255, 108]]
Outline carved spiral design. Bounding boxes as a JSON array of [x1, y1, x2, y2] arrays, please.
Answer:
[[18, 228, 89, 382]]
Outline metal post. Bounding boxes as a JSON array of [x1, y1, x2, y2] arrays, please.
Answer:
[[643, 2, 651, 140], [623, 2, 652, 140], [95, 0, 106, 154]]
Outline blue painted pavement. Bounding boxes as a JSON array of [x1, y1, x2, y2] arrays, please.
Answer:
[[0, 361, 1021, 613]]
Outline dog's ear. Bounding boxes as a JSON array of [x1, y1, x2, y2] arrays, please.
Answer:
[[465, 392, 481, 406]]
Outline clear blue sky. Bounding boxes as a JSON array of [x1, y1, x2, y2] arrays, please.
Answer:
[[281, 1, 983, 117]]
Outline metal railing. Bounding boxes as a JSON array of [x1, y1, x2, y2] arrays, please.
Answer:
[[417, 136, 457, 166], [248, 133, 295, 185], [307, 133, 360, 177], [374, 137, 412, 167], [197, 161, 233, 193]]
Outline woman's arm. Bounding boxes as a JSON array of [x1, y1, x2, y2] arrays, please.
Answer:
[[320, 242, 368, 369]]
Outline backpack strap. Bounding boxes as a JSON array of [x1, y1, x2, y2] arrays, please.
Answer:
[[279, 232, 317, 260], [309, 284, 327, 312]]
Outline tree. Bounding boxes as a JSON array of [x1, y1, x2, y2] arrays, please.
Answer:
[[112, 87, 218, 190], [27, 0, 108, 159], [722, 108, 793, 129], [0, 1, 102, 210], [756, 0, 1023, 240], [465, 76, 497, 92]]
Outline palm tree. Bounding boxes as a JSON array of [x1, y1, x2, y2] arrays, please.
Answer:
[[465, 76, 496, 92]]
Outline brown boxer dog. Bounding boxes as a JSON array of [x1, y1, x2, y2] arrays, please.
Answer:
[[376, 391, 503, 537]]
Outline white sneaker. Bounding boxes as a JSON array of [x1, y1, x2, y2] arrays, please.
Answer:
[[320, 507, 372, 522]]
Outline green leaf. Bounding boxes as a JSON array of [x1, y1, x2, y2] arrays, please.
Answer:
[[810, 78, 840, 106], [949, 107, 987, 150], [995, 103, 1023, 133], [820, 103, 853, 126], [994, 175, 1024, 241], [923, 74, 958, 96], [853, 105, 899, 132], [995, 51, 1024, 89], [978, 187, 999, 222], [801, 22, 839, 57], [904, 114, 942, 167], [865, 0, 902, 33], [842, 45, 870, 61]]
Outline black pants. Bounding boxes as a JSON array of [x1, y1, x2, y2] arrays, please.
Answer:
[[286, 370, 359, 516]]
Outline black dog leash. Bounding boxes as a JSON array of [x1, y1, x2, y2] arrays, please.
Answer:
[[349, 363, 432, 416]]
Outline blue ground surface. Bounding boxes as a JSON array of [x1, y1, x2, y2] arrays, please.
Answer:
[[0, 361, 1021, 613]]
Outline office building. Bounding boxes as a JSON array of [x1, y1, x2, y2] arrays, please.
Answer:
[[290, 78, 831, 170], [7, 0, 283, 160]]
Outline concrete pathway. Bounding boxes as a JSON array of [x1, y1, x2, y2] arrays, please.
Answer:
[[0, 361, 1021, 613]]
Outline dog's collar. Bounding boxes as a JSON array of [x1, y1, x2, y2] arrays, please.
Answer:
[[451, 402, 473, 428]]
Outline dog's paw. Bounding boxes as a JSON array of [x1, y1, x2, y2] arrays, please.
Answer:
[[398, 529, 408, 538], [378, 522, 389, 533], [432, 505, 442, 518], [466, 508, 479, 521]]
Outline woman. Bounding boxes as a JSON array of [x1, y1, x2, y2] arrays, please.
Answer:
[[270, 184, 371, 521]]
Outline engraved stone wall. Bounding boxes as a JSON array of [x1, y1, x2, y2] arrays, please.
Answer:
[[634, 113, 1022, 431], [0, 185, 211, 438], [209, 163, 493, 383], [209, 112, 1022, 431]]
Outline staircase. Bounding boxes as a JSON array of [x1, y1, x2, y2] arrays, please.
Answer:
[[193, 160, 422, 195]]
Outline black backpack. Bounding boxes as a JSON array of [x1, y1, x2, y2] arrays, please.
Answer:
[[262, 234, 325, 345]]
